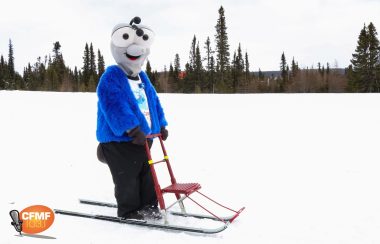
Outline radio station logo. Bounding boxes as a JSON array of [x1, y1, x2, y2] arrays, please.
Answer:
[[10, 205, 55, 235]]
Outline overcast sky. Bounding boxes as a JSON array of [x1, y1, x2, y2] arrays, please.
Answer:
[[1, 0, 379, 73]]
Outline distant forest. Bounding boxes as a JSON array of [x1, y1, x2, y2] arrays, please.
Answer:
[[1, 6, 379, 93]]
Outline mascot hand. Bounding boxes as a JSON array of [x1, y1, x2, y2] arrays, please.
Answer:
[[128, 127, 146, 145], [160, 127, 168, 141]]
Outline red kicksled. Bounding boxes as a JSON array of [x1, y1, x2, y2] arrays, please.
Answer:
[[145, 133, 245, 226], [55, 134, 244, 234]]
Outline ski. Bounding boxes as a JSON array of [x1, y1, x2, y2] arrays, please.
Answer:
[[78, 198, 240, 222], [54, 209, 229, 234]]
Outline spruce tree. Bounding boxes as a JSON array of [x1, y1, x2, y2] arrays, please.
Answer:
[[236, 44, 244, 76], [210, 56, 216, 93], [350, 24, 370, 91], [0, 55, 4, 89], [291, 57, 299, 79], [48, 41, 66, 90], [173, 54, 181, 92], [146, 60, 153, 80], [97, 49, 105, 79], [146, 60, 158, 88], [89, 43, 97, 78], [73, 66, 79, 91], [87, 43, 98, 91], [215, 6, 230, 90], [231, 44, 244, 92], [189, 35, 197, 70], [8, 39, 15, 78], [245, 51, 250, 82], [350, 23, 380, 92], [82, 43, 90, 89], [280, 52, 288, 91], [185, 36, 197, 92], [168, 63, 174, 92], [258, 68, 265, 81], [204, 37, 213, 72], [194, 42, 203, 92], [367, 22, 380, 91], [326, 62, 330, 75], [231, 51, 237, 92], [204, 36, 214, 92], [145, 60, 154, 83], [174, 53, 181, 77]]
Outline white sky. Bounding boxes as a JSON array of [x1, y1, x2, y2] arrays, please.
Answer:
[[0, 0, 379, 74]]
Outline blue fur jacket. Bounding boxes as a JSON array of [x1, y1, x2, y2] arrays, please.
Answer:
[[96, 65, 168, 143]]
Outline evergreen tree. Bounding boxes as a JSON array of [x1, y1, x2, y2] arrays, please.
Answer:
[[173, 54, 181, 92], [291, 57, 299, 79], [89, 43, 97, 77], [204, 37, 213, 71], [23, 63, 32, 89], [168, 63, 174, 92], [215, 6, 230, 90], [73, 66, 79, 91], [145, 60, 159, 89], [245, 51, 250, 82], [0, 55, 4, 89], [82, 43, 90, 90], [231, 44, 244, 92], [368, 22, 380, 91], [189, 35, 197, 70], [318, 62, 322, 75], [47, 41, 66, 90], [194, 42, 203, 92], [8, 39, 15, 78], [350, 24, 369, 91], [0, 55, 8, 89], [350, 23, 380, 92], [209, 56, 216, 93], [97, 49, 105, 79], [326, 62, 330, 75], [146, 60, 153, 80], [204, 36, 214, 92], [231, 51, 237, 91], [280, 52, 288, 91], [258, 68, 265, 81], [174, 53, 181, 77], [88, 43, 98, 91], [184, 36, 197, 92]]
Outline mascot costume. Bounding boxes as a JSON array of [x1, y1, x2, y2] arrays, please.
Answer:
[[96, 17, 168, 220]]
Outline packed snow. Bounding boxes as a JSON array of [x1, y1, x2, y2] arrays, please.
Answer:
[[1, 91, 380, 243]]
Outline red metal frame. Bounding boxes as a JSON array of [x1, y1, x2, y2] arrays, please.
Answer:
[[145, 134, 244, 223]]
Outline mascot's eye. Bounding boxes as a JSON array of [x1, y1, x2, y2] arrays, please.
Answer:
[[143, 34, 149, 41], [111, 27, 135, 47]]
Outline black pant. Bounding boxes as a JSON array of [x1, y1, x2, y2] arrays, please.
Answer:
[[98, 141, 157, 217]]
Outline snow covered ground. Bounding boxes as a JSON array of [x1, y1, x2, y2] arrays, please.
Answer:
[[1, 91, 380, 243]]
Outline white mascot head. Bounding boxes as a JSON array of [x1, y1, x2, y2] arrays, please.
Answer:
[[110, 17, 155, 77]]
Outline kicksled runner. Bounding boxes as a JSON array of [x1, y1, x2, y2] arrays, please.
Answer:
[[54, 134, 245, 234]]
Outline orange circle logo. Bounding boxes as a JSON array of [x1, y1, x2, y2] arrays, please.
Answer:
[[20, 205, 55, 234]]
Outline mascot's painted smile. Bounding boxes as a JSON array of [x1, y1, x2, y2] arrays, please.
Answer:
[[110, 17, 155, 76], [125, 53, 141, 61]]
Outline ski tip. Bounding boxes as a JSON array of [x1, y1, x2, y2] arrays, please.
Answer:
[[228, 207, 245, 223]]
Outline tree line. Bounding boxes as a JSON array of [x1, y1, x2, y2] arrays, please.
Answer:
[[1, 6, 379, 93], [0, 40, 105, 92], [157, 7, 379, 93]]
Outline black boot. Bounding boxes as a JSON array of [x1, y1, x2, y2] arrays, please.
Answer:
[[138, 205, 162, 220], [122, 210, 145, 220]]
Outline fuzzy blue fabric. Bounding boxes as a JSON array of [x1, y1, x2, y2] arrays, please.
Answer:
[[96, 65, 168, 143]]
